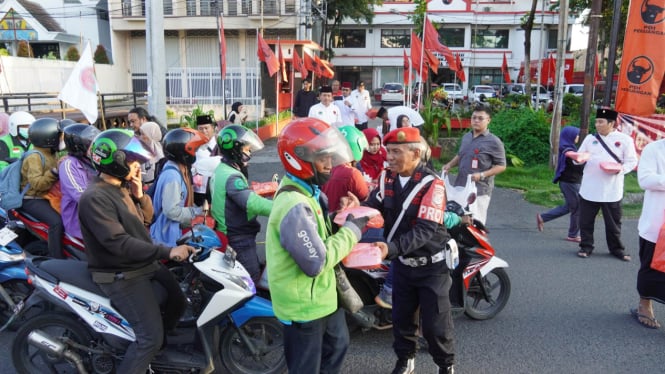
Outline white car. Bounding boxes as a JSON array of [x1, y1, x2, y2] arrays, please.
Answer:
[[468, 85, 497, 103], [441, 83, 464, 103], [380, 83, 405, 105], [563, 84, 584, 96]]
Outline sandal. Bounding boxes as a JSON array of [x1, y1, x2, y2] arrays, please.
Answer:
[[536, 214, 544, 232], [577, 250, 589, 258], [631, 308, 661, 329], [613, 253, 631, 262]]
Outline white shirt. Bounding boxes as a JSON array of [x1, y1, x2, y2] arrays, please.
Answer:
[[577, 130, 638, 202], [334, 96, 357, 126], [308, 103, 342, 125], [351, 89, 372, 123], [637, 139, 665, 242], [192, 136, 218, 194]]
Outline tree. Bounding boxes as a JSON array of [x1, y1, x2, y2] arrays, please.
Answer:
[[65, 46, 80, 61], [93, 44, 110, 64], [520, 0, 539, 107], [16, 40, 33, 58]]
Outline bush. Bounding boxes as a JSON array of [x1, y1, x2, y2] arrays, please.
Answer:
[[562, 93, 582, 120], [489, 108, 550, 166], [93, 45, 110, 64], [65, 46, 80, 61], [16, 41, 33, 57]]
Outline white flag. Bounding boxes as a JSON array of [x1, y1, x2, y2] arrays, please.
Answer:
[[58, 42, 99, 124]]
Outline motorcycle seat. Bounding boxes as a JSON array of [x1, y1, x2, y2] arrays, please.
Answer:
[[33, 258, 105, 296]]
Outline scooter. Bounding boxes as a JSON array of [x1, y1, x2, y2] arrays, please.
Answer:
[[0, 233, 31, 331], [10, 224, 286, 374], [444, 173, 511, 320], [5, 208, 87, 260]]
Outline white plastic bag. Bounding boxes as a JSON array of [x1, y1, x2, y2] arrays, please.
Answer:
[[442, 172, 478, 217]]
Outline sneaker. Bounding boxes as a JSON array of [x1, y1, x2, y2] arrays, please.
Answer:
[[439, 365, 455, 374], [391, 357, 415, 374], [374, 286, 392, 309]]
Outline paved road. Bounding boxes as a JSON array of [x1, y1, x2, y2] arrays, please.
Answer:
[[0, 129, 661, 373]]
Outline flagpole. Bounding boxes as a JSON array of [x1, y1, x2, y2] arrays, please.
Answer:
[[218, 10, 227, 119], [255, 28, 260, 133], [97, 92, 106, 130], [418, 13, 427, 110], [275, 37, 280, 135], [290, 52, 295, 116]]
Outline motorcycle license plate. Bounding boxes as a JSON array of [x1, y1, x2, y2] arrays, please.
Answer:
[[0, 226, 18, 247]]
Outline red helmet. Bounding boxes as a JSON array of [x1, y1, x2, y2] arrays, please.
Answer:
[[277, 118, 353, 180]]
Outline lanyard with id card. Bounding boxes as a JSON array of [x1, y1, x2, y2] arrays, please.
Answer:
[[471, 148, 480, 169]]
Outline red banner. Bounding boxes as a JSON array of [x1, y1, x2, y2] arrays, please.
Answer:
[[616, 0, 665, 116], [618, 113, 665, 157], [455, 54, 466, 82], [257, 34, 279, 77], [423, 17, 457, 71], [501, 53, 511, 84], [277, 41, 288, 82], [219, 16, 227, 78], [292, 50, 307, 78]]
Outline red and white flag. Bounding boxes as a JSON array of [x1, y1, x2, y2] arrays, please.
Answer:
[[58, 41, 99, 124], [292, 50, 307, 78], [257, 33, 279, 77], [219, 15, 227, 78], [501, 53, 511, 84], [277, 40, 288, 82], [423, 17, 457, 71]]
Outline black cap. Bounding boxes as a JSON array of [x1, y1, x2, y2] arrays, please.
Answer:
[[320, 86, 333, 93], [197, 115, 214, 126], [596, 107, 617, 121]]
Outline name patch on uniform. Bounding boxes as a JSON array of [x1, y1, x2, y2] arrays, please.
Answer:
[[417, 179, 446, 224]]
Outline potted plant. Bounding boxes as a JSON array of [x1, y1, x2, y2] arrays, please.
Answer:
[[420, 98, 451, 159], [180, 105, 215, 128]]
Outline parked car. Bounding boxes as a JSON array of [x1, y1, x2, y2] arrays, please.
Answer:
[[563, 84, 584, 96], [502, 83, 551, 103], [412, 82, 439, 104], [381, 83, 405, 105], [441, 83, 465, 103], [468, 85, 497, 103]]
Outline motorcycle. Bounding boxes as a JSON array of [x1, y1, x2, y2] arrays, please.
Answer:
[[4, 208, 87, 260], [10, 224, 287, 374], [444, 173, 511, 320], [0, 228, 32, 331]]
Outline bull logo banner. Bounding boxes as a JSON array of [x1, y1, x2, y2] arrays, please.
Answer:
[[616, 0, 665, 116]]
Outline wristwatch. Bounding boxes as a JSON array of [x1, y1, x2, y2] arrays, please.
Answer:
[[480, 172, 486, 181]]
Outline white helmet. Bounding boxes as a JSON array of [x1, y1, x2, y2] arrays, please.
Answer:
[[8, 111, 36, 137]]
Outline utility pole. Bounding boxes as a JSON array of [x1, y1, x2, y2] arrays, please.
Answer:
[[550, 0, 568, 168], [146, 0, 167, 126], [579, 0, 603, 139], [603, 0, 623, 107]]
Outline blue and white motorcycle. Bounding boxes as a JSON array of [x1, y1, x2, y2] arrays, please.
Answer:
[[11, 224, 286, 374], [0, 208, 31, 331]]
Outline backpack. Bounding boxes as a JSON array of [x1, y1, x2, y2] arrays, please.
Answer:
[[0, 150, 45, 211]]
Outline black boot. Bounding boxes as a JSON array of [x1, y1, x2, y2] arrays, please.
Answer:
[[391, 357, 415, 374], [439, 365, 455, 374]]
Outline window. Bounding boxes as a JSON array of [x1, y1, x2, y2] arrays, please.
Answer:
[[440, 28, 465, 47], [334, 29, 366, 48], [164, 0, 173, 15], [471, 29, 509, 49], [186, 0, 196, 16], [381, 29, 409, 48]]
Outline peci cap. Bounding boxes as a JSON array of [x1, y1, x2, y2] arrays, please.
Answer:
[[596, 107, 618, 121], [320, 85, 333, 93], [383, 127, 421, 146], [341, 82, 352, 89], [197, 115, 215, 126]]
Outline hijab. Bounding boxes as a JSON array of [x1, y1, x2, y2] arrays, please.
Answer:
[[553, 126, 579, 183], [139, 121, 164, 159], [359, 128, 387, 180]]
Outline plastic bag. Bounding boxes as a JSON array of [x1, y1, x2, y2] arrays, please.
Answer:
[[334, 206, 384, 229], [342, 243, 382, 269]]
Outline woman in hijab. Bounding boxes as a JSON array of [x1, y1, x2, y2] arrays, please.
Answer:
[[138, 121, 165, 185], [536, 126, 584, 242], [358, 128, 387, 183], [228, 102, 247, 124]]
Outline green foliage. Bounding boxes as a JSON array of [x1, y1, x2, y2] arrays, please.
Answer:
[[0, 49, 8, 56], [562, 93, 582, 120], [502, 94, 531, 108], [255, 110, 292, 127], [421, 99, 450, 144], [44, 51, 57, 60], [17, 41, 33, 57], [93, 45, 110, 64], [65, 46, 80, 61], [180, 105, 215, 129], [485, 98, 505, 114], [489, 107, 550, 166]]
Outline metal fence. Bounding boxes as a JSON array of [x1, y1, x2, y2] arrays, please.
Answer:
[[131, 67, 262, 106]]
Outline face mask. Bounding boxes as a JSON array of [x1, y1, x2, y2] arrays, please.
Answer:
[[58, 140, 66, 151], [18, 128, 29, 139]]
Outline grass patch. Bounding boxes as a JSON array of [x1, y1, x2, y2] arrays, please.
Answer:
[[434, 162, 644, 219]]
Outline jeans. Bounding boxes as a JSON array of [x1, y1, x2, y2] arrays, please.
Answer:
[[283, 308, 349, 374], [20, 199, 63, 258], [229, 235, 261, 282], [540, 181, 580, 237]]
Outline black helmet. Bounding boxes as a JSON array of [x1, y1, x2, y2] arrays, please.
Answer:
[[163, 128, 209, 166], [64, 124, 100, 157], [28, 118, 60, 149], [90, 129, 154, 179], [58, 119, 77, 131], [217, 125, 264, 163]]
